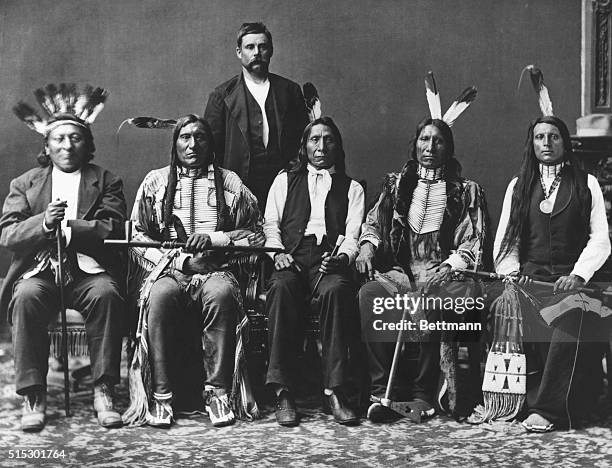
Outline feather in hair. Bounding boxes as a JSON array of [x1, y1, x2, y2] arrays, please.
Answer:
[[80, 87, 105, 122], [34, 88, 55, 116], [83, 88, 109, 123], [57, 83, 69, 113], [17, 83, 109, 134], [519, 65, 553, 116], [74, 84, 93, 117], [425, 71, 442, 119], [44, 84, 60, 114], [303, 82, 322, 122], [64, 83, 77, 111], [442, 86, 477, 127], [116, 117, 178, 134], [13, 102, 46, 134]]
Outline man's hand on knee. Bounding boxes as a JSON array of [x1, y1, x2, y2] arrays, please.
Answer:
[[274, 253, 295, 271], [356, 242, 376, 280]]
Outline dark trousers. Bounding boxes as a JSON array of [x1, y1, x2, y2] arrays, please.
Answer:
[[358, 280, 440, 404], [147, 274, 238, 396], [265, 236, 357, 390], [525, 308, 605, 426], [10, 271, 124, 395]]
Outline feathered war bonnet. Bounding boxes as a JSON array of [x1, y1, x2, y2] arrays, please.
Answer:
[[13, 83, 109, 138], [13, 84, 108, 165]]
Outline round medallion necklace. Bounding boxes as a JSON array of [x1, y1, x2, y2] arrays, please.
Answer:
[[538, 169, 563, 214]]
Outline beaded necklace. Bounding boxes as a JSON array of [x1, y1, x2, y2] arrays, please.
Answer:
[[538, 162, 564, 214]]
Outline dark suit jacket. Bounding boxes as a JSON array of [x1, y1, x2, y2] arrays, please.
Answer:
[[0, 163, 127, 316], [204, 72, 309, 182]]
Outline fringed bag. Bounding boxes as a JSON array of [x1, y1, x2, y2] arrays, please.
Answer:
[[480, 281, 538, 422]]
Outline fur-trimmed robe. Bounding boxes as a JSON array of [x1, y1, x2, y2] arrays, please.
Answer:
[[360, 159, 491, 417], [122, 164, 261, 425]]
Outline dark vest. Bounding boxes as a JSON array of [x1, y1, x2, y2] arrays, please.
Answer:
[[280, 170, 352, 254], [521, 168, 591, 276], [244, 83, 280, 160]]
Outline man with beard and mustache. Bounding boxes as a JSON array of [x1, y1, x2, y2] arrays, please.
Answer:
[[204, 22, 310, 208]]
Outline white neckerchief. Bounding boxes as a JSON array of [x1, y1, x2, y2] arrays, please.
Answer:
[[304, 164, 335, 244], [244, 72, 271, 147]]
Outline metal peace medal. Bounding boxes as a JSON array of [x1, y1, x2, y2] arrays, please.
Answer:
[[539, 199, 553, 214]]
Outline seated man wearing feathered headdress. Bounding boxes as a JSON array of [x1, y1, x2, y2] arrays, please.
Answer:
[[357, 73, 489, 423], [1, 85, 126, 431]]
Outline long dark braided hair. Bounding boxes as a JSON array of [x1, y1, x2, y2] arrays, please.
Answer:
[[394, 117, 461, 216], [377, 117, 460, 260], [496, 115, 590, 262], [161, 114, 230, 239]]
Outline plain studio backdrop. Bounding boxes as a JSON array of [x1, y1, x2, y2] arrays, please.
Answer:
[[0, 0, 580, 275]]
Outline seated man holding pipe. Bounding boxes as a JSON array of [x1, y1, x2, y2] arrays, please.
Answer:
[[357, 74, 488, 423], [1, 84, 126, 431], [495, 79, 611, 430], [263, 116, 365, 426], [122, 114, 263, 428], [493, 68, 611, 432]]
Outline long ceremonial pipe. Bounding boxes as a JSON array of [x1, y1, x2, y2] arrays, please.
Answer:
[[453, 267, 612, 296], [310, 234, 345, 299], [56, 225, 71, 417], [104, 239, 285, 253]]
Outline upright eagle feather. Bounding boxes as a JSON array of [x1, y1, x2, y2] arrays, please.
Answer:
[[442, 86, 478, 127], [519, 65, 554, 117], [303, 82, 322, 122], [425, 71, 442, 120]]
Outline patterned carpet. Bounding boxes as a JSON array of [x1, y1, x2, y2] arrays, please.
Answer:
[[1, 339, 612, 467]]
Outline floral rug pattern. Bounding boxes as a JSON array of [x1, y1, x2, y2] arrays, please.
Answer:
[[1, 341, 612, 467]]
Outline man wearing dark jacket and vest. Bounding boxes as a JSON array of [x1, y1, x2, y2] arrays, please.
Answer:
[[204, 22, 310, 207], [263, 117, 364, 426], [1, 85, 126, 432], [495, 115, 611, 432]]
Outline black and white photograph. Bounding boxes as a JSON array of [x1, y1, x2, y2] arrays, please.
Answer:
[[0, 1, 611, 466]]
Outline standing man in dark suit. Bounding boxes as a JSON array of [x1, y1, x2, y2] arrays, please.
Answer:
[[1, 86, 126, 432], [204, 22, 310, 208]]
